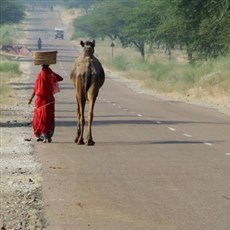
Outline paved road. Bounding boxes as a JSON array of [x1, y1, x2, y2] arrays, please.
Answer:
[[22, 6, 230, 230]]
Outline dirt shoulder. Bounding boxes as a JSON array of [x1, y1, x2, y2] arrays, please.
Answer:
[[0, 62, 45, 229]]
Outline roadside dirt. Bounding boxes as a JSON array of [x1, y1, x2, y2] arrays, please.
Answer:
[[0, 62, 45, 229], [0, 45, 32, 57]]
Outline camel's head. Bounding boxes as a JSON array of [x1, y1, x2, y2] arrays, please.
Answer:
[[80, 40, 95, 56]]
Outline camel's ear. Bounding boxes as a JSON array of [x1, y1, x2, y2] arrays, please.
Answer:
[[80, 40, 84, 47], [92, 40, 95, 47]]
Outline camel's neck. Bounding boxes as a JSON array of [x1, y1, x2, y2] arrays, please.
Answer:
[[83, 51, 94, 58]]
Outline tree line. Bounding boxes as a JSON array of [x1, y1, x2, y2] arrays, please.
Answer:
[[0, 0, 61, 26], [63, 0, 230, 62], [1, 0, 229, 62], [0, 0, 25, 25]]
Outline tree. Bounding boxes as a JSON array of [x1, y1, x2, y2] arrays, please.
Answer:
[[168, 0, 230, 60], [73, 0, 148, 59], [0, 0, 25, 25], [120, 0, 157, 60], [72, 0, 230, 61], [194, 0, 230, 59]]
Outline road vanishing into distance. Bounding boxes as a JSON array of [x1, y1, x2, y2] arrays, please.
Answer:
[[20, 6, 230, 230]]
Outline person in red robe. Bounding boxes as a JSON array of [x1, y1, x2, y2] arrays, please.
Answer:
[[28, 65, 63, 143]]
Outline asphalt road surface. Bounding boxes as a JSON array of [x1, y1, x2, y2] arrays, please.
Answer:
[[21, 6, 230, 230]]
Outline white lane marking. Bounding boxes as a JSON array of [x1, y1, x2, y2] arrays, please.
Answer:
[[204, 142, 213, 146], [168, 127, 176, 131], [96, 99, 217, 149], [118, 106, 122, 109], [225, 153, 230, 156], [183, 134, 192, 137]]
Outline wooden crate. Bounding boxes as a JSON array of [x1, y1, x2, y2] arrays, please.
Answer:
[[33, 51, 57, 65]]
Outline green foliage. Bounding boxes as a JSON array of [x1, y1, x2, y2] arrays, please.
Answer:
[[167, 0, 230, 60], [194, 1, 230, 59], [72, 0, 126, 40], [0, 0, 25, 25], [73, 0, 146, 57], [0, 62, 21, 74], [0, 25, 18, 45], [71, 0, 230, 61], [104, 47, 230, 95], [110, 54, 130, 71], [0, 83, 9, 96], [0, 61, 21, 98]]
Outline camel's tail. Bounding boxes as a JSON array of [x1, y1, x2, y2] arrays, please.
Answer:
[[85, 62, 92, 95]]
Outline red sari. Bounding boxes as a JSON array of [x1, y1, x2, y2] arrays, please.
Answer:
[[32, 65, 62, 139]]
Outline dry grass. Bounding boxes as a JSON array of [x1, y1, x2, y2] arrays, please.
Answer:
[[0, 60, 22, 103], [95, 40, 230, 109], [0, 72, 20, 103]]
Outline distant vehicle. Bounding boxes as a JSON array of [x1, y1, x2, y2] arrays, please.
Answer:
[[55, 27, 64, 39]]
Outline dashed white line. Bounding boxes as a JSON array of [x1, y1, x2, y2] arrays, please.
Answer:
[[204, 142, 213, 146], [168, 127, 176, 131], [225, 153, 230, 156], [98, 99, 220, 150], [183, 134, 192, 137]]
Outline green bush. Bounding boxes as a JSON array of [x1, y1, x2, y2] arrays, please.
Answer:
[[0, 61, 21, 74], [0, 25, 17, 45], [0, 83, 9, 95], [94, 38, 230, 97], [0, 61, 21, 99], [110, 54, 130, 71]]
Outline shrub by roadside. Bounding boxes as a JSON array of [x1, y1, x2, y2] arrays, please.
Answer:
[[95, 42, 230, 112], [0, 60, 22, 100]]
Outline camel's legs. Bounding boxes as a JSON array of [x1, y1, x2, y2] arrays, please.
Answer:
[[86, 95, 97, 146], [75, 96, 86, 145], [75, 99, 81, 142]]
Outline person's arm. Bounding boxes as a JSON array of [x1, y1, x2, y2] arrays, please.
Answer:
[[28, 91, 35, 104]]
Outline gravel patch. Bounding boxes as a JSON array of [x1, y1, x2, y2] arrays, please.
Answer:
[[0, 63, 45, 229]]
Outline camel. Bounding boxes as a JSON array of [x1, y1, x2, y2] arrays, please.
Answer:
[[70, 40, 105, 145]]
